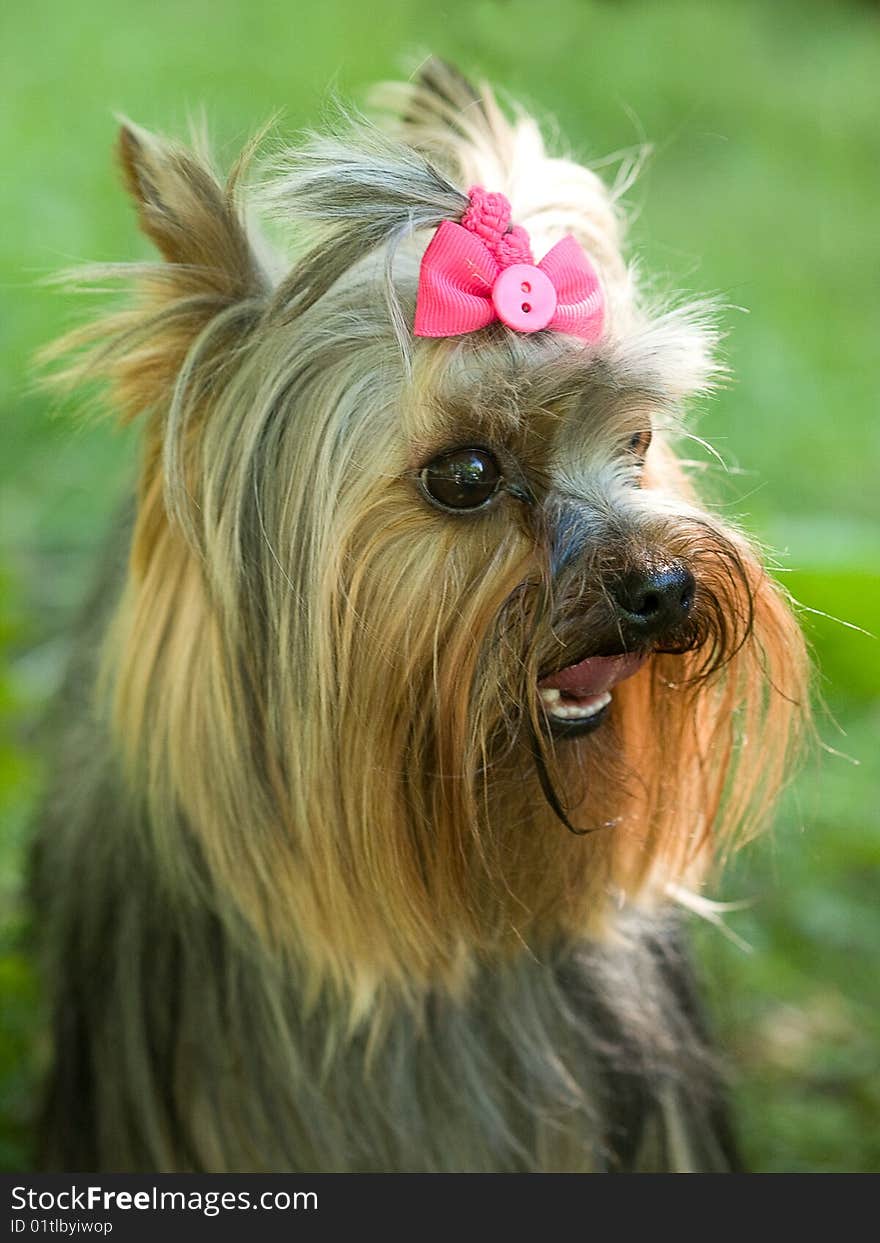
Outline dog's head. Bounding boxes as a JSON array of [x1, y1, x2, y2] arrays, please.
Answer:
[[46, 62, 808, 1003]]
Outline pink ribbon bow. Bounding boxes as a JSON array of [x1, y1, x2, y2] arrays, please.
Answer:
[[414, 186, 604, 343]]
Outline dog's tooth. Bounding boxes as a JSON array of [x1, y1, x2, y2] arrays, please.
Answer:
[[539, 688, 562, 705], [547, 690, 612, 722]]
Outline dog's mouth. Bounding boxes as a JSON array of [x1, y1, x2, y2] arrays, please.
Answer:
[[537, 651, 648, 737]]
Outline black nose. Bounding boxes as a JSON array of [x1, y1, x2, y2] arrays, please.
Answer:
[[610, 561, 695, 639]]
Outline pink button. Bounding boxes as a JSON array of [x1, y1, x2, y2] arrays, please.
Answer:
[[491, 264, 557, 333]]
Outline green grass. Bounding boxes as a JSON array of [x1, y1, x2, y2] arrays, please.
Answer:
[[2, 0, 878, 1172]]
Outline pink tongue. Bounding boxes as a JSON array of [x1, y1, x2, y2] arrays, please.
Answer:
[[538, 653, 647, 698]]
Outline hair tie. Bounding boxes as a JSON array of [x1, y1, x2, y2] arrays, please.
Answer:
[[414, 185, 604, 342]]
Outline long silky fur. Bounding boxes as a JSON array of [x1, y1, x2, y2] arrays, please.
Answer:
[[33, 59, 809, 1172]]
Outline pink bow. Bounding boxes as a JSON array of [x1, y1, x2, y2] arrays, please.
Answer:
[[413, 187, 605, 343]]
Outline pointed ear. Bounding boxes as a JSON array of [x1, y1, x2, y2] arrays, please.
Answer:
[[39, 121, 270, 426], [117, 119, 266, 299]]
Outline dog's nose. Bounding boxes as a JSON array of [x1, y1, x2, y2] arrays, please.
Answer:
[[610, 561, 695, 639]]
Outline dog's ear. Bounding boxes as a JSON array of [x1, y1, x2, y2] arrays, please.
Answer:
[[40, 121, 269, 424], [374, 58, 629, 307], [117, 119, 266, 299]]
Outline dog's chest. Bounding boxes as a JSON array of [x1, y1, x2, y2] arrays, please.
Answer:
[[255, 933, 736, 1173]]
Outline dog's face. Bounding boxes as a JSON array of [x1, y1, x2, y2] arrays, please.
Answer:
[[409, 346, 750, 738], [318, 327, 759, 841], [46, 75, 808, 1001]]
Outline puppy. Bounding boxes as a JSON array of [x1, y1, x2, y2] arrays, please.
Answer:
[[33, 59, 808, 1171]]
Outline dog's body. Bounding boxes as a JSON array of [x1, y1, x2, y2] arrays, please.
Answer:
[[33, 62, 806, 1172]]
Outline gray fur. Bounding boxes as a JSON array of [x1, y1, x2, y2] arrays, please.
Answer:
[[29, 66, 783, 1175]]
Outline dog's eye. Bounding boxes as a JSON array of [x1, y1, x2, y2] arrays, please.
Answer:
[[420, 448, 502, 511], [628, 427, 652, 461]]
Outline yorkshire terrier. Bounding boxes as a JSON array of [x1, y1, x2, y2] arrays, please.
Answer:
[[33, 60, 808, 1172]]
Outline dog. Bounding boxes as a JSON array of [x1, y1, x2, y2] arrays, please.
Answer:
[[32, 59, 808, 1172]]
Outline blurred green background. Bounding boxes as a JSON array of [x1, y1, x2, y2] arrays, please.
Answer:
[[1, 0, 878, 1172]]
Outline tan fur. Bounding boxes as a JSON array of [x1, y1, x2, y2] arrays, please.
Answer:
[[39, 67, 809, 1030]]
